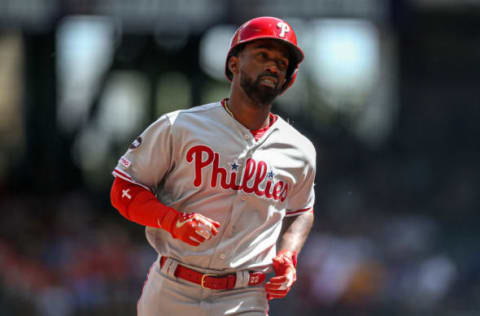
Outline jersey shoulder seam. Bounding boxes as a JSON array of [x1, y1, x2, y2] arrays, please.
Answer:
[[172, 102, 221, 117], [162, 102, 220, 127]]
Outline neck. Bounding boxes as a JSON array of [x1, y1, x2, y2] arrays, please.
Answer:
[[227, 92, 272, 130]]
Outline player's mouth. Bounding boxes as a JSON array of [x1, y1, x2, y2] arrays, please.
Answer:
[[258, 76, 278, 88]]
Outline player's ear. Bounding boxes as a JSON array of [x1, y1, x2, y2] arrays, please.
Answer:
[[228, 56, 240, 76]]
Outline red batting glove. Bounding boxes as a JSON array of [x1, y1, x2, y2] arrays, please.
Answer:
[[159, 210, 220, 247], [265, 250, 297, 300]]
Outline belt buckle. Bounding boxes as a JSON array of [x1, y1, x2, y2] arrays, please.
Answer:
[[200, 273, 215, 289]]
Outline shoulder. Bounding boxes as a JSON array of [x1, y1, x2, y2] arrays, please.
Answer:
[[139, 102, 222, 138], [275, 116, 317, 164], [145, 102, 222, 135], [163, 102, 222, 125]]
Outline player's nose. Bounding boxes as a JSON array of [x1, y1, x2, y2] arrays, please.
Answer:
[[264, 61, 280, 76]]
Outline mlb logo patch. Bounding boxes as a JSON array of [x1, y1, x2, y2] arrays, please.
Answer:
[[129, 136, 142, 149]]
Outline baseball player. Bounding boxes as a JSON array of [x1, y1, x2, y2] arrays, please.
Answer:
[[110, 16, 316, 315]]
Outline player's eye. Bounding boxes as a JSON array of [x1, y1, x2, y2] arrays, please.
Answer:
[[278, 60, 288, 71], [257, 52, 268, 60]]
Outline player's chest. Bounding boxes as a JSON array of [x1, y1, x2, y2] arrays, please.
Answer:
[[177, 136, 302, 202]]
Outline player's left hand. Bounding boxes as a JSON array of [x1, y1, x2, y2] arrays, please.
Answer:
[[265, 250, 297, 300]]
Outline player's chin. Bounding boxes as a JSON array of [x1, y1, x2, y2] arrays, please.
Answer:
[[253, 89, 280, 106]]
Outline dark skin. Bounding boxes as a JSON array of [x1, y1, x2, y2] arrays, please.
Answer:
[[228, 38, 314, 256], [228, 39, 289, 130], [277, 211, 314, 255]]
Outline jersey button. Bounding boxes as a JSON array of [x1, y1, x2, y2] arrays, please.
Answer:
[[219, 253, 226, 260], [244, 134, 250, 140]]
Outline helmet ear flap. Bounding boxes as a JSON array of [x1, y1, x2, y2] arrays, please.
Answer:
[[280, 68, 298, 95], [279, 57, 300, 93]]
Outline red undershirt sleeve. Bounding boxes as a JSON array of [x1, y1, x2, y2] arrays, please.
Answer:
[[110, 176, 176, 228]]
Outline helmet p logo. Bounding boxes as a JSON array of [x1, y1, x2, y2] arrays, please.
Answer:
[[277, 22, 290, 38]]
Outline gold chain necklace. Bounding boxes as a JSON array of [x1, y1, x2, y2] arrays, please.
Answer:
[[224, 100, 234, 118]]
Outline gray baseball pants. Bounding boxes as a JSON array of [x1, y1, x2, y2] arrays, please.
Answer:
[[137, 257, 269, 316]]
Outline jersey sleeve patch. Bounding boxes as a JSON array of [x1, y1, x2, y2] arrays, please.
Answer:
[[129, 136, 143, 149], [119, 156, 132, 168], [285, 207, 313, 217]]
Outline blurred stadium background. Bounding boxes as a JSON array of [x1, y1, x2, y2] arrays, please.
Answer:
[[0, 0, 479, 315]]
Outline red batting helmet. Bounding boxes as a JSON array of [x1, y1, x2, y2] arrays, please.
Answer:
[[225, 16, 304, 93]]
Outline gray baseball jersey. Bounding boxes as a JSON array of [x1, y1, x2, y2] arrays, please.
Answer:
[[113, 100, 316, 273]]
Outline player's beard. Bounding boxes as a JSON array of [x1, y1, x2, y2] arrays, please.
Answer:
[[240, 70, 282, 107]]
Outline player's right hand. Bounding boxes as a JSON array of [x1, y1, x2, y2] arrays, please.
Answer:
[[167, 212, 220, 246]]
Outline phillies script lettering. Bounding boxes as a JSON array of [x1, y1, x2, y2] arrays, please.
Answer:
[[186, 145, 288, 201]]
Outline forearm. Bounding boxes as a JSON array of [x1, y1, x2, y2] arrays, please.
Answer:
[[266, 210, 313, 299], [110, 176, 174, 228], [111, 176, 220, 246], [277, 210, 314, 254]]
